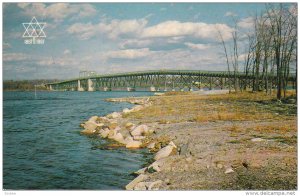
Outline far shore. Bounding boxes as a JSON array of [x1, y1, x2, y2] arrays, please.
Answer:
[[79, 89, 297, 190]]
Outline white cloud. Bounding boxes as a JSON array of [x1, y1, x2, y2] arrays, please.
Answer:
[[119, 39, 153, 49], [104, 48, 152, 59], [237, 17, 254, 29], [184, 42, 211, 50], [3, 53, 30, 61], [67, 19, 148, 40], [141, 21, 233, 41], [17, 3, 97, 22], [225, 11, 237, 17]]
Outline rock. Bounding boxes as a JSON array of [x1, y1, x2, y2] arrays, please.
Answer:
[[133, 136, 146, 141], [131, 124, 149, 136], [124, 136, 134, 144], [179, 143, 190, 156], [107, 129, 117, 139], [133, 167, 147, 175], [96, 116, 110, 123], [108, 122, 118, 130], [148, 180, 163, 190], [225, 167, 234, 174], [112, 133, 124, 143], [147, 142, 155, 149], [216, 163, 223, 169], [251, 138, 265, 142], [107, 112, 121, 119], [126, 140, 142, 149], [83, 121, 98, 131], [88, 116, 98, 123], [147, 162, 161, 173], [99, 128, 110, 138], [125, 122, 135, 129], [114, 126, 121, 132], [125, 174, 148, 190], [80, 129, 95, 135], [123, 108, 132, 114], [154, 141, 177, 160], [133, 182, 147, 190]]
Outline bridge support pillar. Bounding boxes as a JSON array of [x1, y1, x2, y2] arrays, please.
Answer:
[[49, 85, 53, 91], [78, 80, 84, 91], [87, 79, 94, 91], [104, 87, 111, 91], [150, 86, 156, 92], [127, 87, 135, 91]]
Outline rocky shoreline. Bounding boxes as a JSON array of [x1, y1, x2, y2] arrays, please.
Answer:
[[79, 92, 297, 190], [80, 96, 174, 190]]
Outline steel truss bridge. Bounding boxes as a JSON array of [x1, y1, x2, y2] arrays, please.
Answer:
[[45, 70, 297, 92]]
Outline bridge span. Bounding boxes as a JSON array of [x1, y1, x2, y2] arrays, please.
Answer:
[[45, 70, 296, 92]]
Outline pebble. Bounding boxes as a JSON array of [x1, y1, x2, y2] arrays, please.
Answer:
[[251, 138, 265, 142], [225, 167, 234, 174]]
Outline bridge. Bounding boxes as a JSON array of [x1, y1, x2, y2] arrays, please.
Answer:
[[45, 70, 296, 92]]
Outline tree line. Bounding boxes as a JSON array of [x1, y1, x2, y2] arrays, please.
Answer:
[[219, 3, 297, 100], [3, 79, 59, 91]]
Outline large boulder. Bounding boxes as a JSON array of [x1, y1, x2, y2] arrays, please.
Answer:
[[123, 136, 134, 145], [107, 129, 117, 139], [107, 112, 121, 119], [125, 174, 148, 190], [80, 129, 95, 135], [131, 125, 149, 136], [83, 121, 99, 131], [125, 122, 135, 130], [154, 141, 177, 160], [88, 116, 98, 123], [148, 180, 163, 190], [99, 128, 110, 138], [112, 133, 124, 143], [126, 140, 142, 149]]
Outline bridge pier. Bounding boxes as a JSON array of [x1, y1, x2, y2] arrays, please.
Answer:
[[77, 80, 84, 91], [103, 87, 111, 91], [150, 86, 156, 92], [87, 79, 94, 91], [49, 85, 53, 91], [127, 87, 135, 91]]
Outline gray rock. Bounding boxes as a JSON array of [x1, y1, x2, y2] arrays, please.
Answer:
[[125, 174, 148, 190], [126, 140, 142, 149], [148, 180, 163, 190], [251, 138, 265, 142], [179, 143, 190, 156], [147, 142, 155, 149], [225, 167, 234, 174], [154, 141, 176, 160], [131, 125, 149, 136], [133, 182, 147, 190]]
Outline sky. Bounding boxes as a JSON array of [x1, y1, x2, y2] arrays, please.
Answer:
[[2, 3, 294, 80]]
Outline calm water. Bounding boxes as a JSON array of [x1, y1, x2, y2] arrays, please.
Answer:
[[3, 91, 153, 190]]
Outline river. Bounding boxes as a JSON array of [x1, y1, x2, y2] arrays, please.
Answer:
[[3, 91, 153, 190]]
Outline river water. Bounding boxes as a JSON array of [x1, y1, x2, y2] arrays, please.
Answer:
[[3, 91, 153, 190]]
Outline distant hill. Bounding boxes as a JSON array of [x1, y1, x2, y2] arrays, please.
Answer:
[[3, 79, 60, 91]]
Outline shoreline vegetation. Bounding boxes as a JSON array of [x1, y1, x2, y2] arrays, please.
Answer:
[[79, 90, 297, 190]]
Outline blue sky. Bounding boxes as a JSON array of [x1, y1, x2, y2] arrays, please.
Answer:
[[2, 3, 292, 80]]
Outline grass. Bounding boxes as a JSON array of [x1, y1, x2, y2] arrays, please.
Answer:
[[124, 90, 296, 127]]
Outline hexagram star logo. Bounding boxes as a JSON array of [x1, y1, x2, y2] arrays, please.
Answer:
[[22, 17, 46, 38]]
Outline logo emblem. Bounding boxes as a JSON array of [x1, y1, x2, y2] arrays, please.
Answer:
[[22, 17, 46, 45]]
